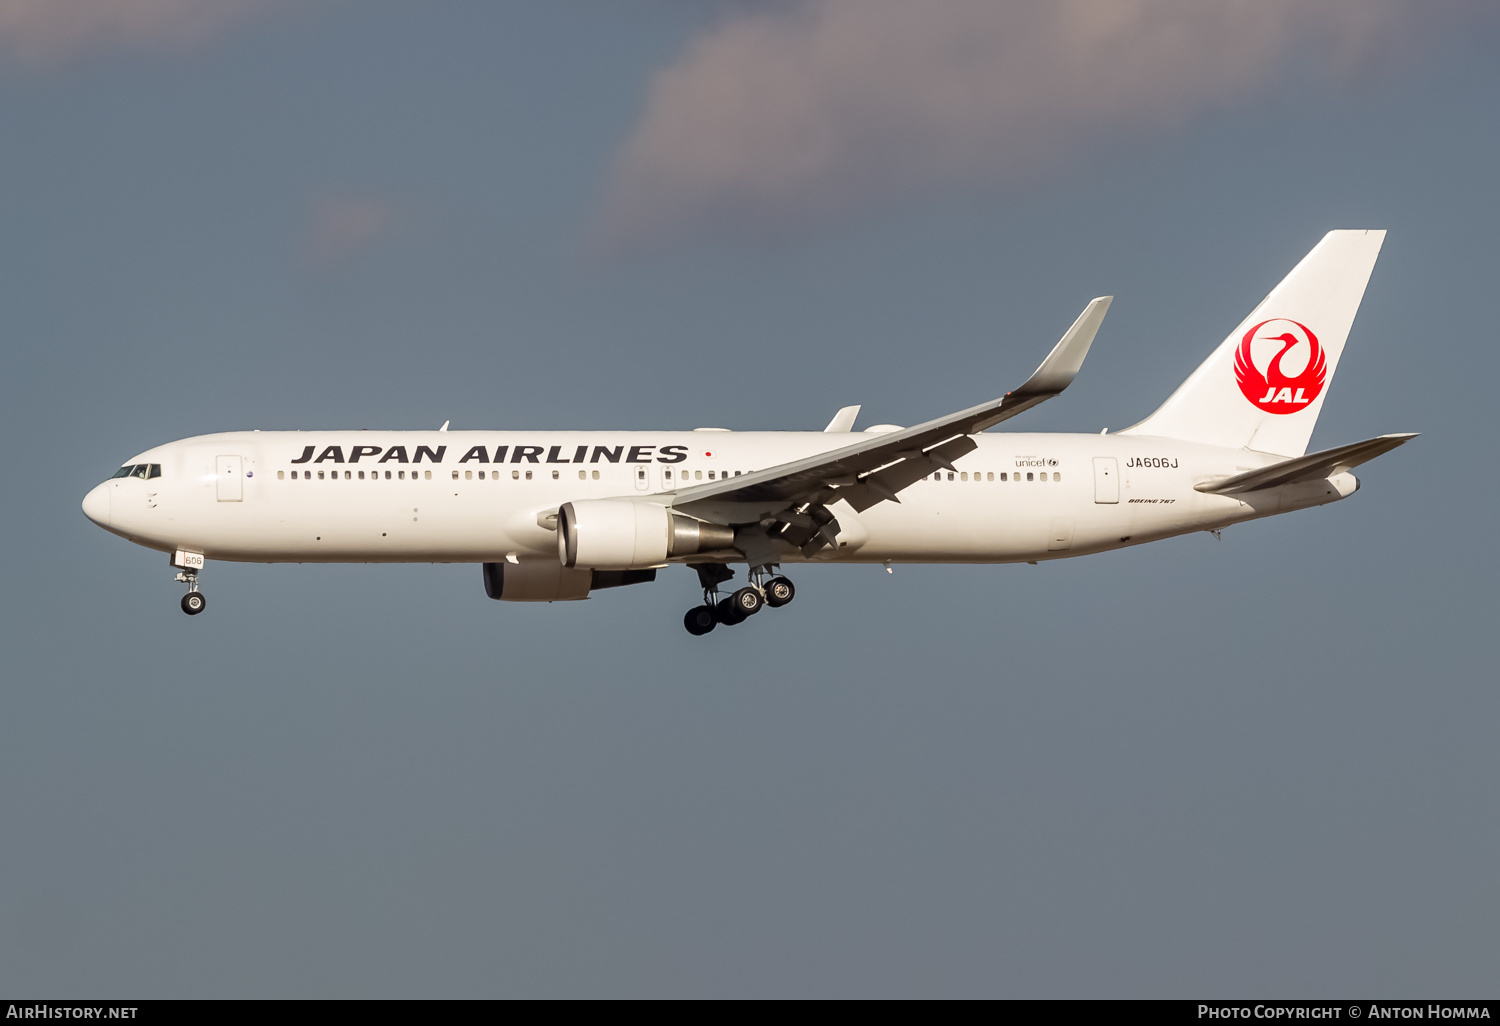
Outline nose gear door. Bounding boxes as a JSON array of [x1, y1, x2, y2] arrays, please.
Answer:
[[217, 455, 243, 501]]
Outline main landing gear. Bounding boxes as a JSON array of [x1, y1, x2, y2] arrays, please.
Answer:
[[176, 567, 206, 616], [683, 564, 796, 636]]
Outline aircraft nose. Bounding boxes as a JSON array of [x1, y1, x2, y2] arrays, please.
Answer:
[[82, 482, 111, 527]]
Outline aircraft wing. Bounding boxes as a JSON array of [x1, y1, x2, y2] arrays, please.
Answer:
[[672, 297, 1111, 532], [1194, 433, 1418, 495]]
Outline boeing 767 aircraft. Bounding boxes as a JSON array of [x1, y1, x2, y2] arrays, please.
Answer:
[[82, 230, 1413, 634]]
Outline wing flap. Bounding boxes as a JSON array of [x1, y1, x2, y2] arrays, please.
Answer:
[[840, 436, 978, 513], [1194, 433, 1417, 495]]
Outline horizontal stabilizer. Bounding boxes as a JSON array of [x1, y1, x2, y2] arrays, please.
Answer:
[[1195, 433, 1417, 495]]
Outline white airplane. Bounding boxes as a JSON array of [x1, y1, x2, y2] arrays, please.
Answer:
[[83, 230, 1413, 633]]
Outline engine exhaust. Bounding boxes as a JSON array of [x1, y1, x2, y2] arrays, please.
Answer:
[[669, 514, 735, 556]]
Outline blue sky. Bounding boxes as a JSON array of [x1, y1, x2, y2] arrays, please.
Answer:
[[1, 1, 1497, 997]]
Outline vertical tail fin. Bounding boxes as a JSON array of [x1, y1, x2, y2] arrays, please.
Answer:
[[1119, 230, 1385, 457]]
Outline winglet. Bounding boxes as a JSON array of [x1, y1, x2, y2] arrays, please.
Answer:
[[823, 405, 861, 432], [968, 296, 1110, 432], [1013, 297, 1112, 397]]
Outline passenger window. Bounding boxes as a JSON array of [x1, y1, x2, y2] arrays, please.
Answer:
[[695, 470, 702, 480], [358, 471, 365, 480], [735, 471, 742, 477], [318, 471, 325, 480], [987, 472, 994, 481], [398, 470, 406, 480], [591, 470, 599, 480], [960, 472, 968, 481], [278, 471, 285, 480], [424, 470, 431, 480], [578, 470, 586, 480], [525, 470, 532, 480], [1053, 472, 1061, 482], [385, 471, 391, 480], [947, 472, 954, 481], [291, 471, 298, 480], [453, 471, 460, 480], [709, 470, 716, 480], [512, 470, 520, 480], [552, 470, 559, 480], [345, 471, 352, 480], [1026, 472, 1034, 481], [478, 471, 485, 480]]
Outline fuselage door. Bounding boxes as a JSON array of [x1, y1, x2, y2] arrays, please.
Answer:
[[1093, 457, 1119, 504], [217, 455, 243, 502]]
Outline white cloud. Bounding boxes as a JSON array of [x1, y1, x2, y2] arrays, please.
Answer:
[[0, 0, 278, 65], [596, 0, 1489, 252]]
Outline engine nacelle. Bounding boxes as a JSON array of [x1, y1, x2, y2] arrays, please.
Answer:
[[482, 561, 658, 601], [557, 500, 735, 570]]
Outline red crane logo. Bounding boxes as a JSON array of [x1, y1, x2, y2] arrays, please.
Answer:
[[1234, 318, 1326, 414]]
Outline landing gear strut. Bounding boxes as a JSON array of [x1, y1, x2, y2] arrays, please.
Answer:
[[682, 564, 794, 635]]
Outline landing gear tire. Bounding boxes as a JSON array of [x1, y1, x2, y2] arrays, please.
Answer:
[[684, 605, 717, 636], [763, 576, 795, 608], [730, 586, 763, 618], [181, 592, 206, 616], [714, 596, 744, 626]]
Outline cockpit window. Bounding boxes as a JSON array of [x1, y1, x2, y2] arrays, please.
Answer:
[[111, 464, 162, 479]]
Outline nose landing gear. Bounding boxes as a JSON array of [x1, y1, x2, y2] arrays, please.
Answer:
[[173, 552, 206, 616], [682, 564, 794, 635]]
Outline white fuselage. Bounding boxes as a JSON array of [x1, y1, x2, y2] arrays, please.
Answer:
[[82, 430, 1357, 566]]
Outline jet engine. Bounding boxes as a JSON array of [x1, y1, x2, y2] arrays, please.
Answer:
[[482, 561, 657, 602], [557, 500, 735, 570]]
